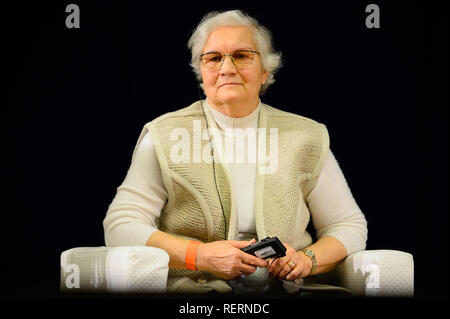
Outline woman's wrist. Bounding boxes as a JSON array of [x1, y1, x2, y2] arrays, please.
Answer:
[[298, 250, 313, 276], [185, 241, 202, 271], [194, 242, 207, 271]]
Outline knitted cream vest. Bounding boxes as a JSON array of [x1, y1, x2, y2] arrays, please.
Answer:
[[133, 100, 329, 293]]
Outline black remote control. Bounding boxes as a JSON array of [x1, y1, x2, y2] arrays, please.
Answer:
[[241, 237, 286, 259]]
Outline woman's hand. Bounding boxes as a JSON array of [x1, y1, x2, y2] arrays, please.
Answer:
[[267, 243, 312, 281], [196, 239, 268, 280]]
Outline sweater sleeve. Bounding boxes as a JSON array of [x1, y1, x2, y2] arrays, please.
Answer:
[[103, 131, 168, 246], [306, 149, 368, 255]]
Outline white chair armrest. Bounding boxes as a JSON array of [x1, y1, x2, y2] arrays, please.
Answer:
[[60, 246, 170, 293], [328, 249, 414, 297]]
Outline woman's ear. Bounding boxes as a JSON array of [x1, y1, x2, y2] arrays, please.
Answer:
[[261, 70, 269, 85]]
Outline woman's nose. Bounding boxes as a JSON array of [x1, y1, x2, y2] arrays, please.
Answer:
[[220, 56, 237, 75]]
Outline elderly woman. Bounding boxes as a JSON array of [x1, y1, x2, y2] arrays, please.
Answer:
[[103, 10, 367, 294]]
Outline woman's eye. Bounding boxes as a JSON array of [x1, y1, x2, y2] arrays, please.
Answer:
[[233, 54, 246, 59], [209, 55, 222, 62]]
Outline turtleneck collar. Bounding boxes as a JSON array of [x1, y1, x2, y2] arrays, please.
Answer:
[[205, 99, 261, 130]]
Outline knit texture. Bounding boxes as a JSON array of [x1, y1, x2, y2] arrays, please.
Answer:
[[150, 107, 232, 243], [259, 105, 329, 248]]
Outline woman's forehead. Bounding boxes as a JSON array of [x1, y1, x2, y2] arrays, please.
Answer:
[[203, 25, 256, 52]]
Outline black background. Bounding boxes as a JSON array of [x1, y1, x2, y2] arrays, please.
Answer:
[[4, 0, 448, 303]]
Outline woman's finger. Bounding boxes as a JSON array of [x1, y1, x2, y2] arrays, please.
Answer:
[[270, 256, 289, 279], [270, 252, 292, 277], [285, 264, 305, 281], [239, 262, 257, 276], [231, 239, 257, 249], [240, 251, 268, 268], [277, 263, 293, 280], [285, 253, 306, 280], [268, 258, 279, 277]]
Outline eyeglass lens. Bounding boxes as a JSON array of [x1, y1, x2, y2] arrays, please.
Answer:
[[201, 51, 255, 68]]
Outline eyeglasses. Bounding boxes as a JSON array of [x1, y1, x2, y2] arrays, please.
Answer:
[[200, 50, 260, 69]]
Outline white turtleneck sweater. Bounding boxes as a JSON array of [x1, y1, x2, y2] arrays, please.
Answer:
[[103, 100, 368, 255]]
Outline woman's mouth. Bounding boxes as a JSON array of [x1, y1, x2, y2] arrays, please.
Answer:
[[220, 83, 242, 87]]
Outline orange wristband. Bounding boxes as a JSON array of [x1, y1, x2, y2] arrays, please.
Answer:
[[185, 241, 201, 271]]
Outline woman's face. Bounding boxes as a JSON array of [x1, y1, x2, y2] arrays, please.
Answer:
[[200, 26, 269, 110]]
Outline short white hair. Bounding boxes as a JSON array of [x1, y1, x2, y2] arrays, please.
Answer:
[[187, 10, 282, 94]]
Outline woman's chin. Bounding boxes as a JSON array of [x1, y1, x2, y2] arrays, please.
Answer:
[[217, 92, 247, 104]]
